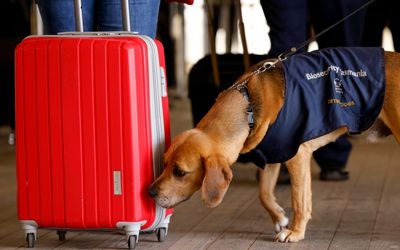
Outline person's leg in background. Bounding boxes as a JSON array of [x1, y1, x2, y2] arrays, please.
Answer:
[[260, 0, 308, 57], [36, 0, 95, 34], [313, 137, 352, 180], [309, 0, 367, 47], [96, 0, 160, 38], [0, 0, 31, 145], [362, 0, 399, 51], [260, 0, 308, 184], [261, 0, 367, 181], [361, 0, 387, 48], [37, 0, 160, 37], [309, 0, 367, 180], [388, 0, 400, 51]]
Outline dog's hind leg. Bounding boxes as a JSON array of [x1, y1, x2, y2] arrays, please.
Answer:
[[258, 163, 289, 233], [275, 145, 312, 243]]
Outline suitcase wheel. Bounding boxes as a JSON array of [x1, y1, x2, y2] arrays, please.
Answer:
[[26, 233, 35, 248], [57, 230, 66, 241], [8, 131, 15, 145], [127, 235, 137, 249], [155, 228, 167, 242]]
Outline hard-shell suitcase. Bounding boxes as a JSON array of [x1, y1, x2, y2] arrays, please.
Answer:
[[15, 1, 172, 248]]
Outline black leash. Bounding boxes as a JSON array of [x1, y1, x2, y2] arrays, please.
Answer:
[[278, 0, 378, 61]]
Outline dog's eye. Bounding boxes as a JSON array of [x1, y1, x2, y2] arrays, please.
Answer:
[[172, 166, 187, 178]]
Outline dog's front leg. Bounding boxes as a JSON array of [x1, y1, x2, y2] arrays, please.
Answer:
[[275, 145, 312, 243], [258, 163, 289, 233]]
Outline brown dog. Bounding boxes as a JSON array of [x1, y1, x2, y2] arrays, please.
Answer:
[[149, 50, 400, 243]]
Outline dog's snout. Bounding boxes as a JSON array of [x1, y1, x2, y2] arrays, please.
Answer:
[[148, 186, 158, 199]]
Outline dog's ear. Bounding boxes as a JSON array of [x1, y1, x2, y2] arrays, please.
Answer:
[[201, 155, 233, 208]]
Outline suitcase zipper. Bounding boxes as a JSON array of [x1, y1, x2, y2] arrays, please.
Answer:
[[140, 36, 167, 231]]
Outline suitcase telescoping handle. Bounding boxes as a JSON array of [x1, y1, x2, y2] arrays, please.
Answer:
[[74, 0, 131, 32], [74, 0, 84, 32]]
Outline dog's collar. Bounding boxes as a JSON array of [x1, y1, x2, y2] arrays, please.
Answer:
[[235, 83, 254, 129], [229, 60, 279, 130]]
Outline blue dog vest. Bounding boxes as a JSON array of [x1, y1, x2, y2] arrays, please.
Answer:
[[250, 47, 385, 167]]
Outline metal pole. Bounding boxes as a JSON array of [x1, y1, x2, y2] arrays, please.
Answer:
[[204, 0, 221, 87], [236, 0, 250, 70], [74, 0, 84, 32], [121, 0, 131, 32]]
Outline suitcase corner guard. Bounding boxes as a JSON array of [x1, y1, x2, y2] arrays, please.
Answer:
[[116, 221, 147, 241], [20, 220, 38, 239]]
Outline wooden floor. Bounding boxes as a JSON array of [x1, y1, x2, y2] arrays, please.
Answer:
[[1, 97, 400, 249]]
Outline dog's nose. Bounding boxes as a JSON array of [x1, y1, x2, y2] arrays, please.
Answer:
[[148, 186, 158, 198]]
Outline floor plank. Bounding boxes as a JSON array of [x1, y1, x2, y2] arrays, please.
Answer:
[[369, 141, 400, 250], [164, 168, 260, 250], [328, 142, 396, 250]]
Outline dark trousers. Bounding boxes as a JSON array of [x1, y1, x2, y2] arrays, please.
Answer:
[[260, 0, 366, 169], [0, 0, 31, 129], [362, 0, 400, 51]]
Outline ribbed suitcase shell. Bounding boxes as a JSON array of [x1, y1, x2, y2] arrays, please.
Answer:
[[15, 35, 172, 241]]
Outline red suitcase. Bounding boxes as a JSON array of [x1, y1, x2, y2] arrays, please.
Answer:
[[15, 1, 172, 248]]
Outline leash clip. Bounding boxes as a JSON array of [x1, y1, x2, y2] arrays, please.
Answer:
[[277, 46, 297, 62], [256, 51, 288, 74], [257, 60, 277, 74], [277, 53, 288, 62]]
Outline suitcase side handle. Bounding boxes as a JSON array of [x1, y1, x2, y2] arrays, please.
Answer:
[[73, 0, 131, 32]]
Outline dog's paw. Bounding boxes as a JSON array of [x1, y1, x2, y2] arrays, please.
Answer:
[[274, 229, 304, 243], [273, 216, 289, 233]]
